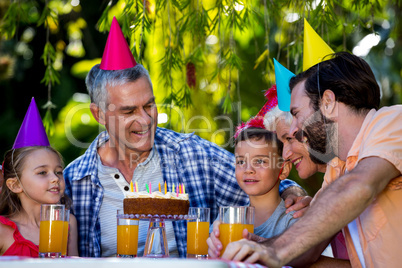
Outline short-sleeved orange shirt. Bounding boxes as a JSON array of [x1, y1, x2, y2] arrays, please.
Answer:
[[325, 106, 402, 268]]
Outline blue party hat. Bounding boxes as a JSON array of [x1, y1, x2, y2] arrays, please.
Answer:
[[274, 59, 295, 112]]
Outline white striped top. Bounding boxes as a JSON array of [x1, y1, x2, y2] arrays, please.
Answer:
[[97, 149, 178, 257]]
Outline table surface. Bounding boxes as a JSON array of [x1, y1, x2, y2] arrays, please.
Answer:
[[0, 257, 273, 268]]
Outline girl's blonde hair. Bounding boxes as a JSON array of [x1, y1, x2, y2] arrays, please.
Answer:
[[0, 146, 70, 217]]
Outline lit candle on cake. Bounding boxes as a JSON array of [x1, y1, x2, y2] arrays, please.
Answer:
[[164, 181, 167, 195], [130, 181, 134, 192], [159, 182, 161, 192], [135, 182, 139, 193]]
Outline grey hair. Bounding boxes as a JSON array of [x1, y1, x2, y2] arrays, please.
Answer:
[[263, 106, 293, 131], [85, 64, 153, 110], [275, 111, 293, 128]]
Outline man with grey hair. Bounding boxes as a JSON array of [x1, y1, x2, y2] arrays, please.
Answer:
[[64, 18, 306, 257]]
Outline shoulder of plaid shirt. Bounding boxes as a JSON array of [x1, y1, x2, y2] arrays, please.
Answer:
[[63, 127, 303, 257]]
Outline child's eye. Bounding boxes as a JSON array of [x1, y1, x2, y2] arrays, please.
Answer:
[[56, 171, 64, 175], [38, 171, 47, 175], [236, 160, 245, 165], [253, 159, 265, 165]]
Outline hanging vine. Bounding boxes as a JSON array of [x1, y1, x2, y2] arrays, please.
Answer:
[[0, 0, 398, 142]]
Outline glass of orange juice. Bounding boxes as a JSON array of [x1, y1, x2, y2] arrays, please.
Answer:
[[219, 206, 254, 256], [39, 204, 65, 258], [244, 206, 255, 234], [117, 209, 139, 258], [61, 209, 69, 257], [187, 207, 210, 259]]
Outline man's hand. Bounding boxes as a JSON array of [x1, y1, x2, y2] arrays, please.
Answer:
[[221, 237, 281, 268], [284, 194, 312, 218], [207, 220, 222, 258]]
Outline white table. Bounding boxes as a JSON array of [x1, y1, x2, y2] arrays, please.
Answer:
[[0, 257, 269, 268]]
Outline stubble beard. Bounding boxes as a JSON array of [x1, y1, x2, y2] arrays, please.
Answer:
[[299, 109, 338, 164]]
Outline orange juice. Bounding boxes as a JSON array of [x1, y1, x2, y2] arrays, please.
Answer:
[[117, 224, 139, 256], [39, 220, 64, 253], [244, 224, 254, 234], [61, 221, 69, 256], [187, 221, 209, 255], [219, 223, 244, 255]]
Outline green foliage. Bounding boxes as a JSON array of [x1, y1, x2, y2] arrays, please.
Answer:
[[1, 1, 39, 38], [40, 42, 60, 86], [37, 3, 58, 28], [43, 108, 55, 137]]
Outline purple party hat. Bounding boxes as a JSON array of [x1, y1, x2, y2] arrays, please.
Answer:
[[12, 97, 50, 149]]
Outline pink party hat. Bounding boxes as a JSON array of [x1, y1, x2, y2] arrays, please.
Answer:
[[100, 17, 137, 70], [303, 19, 334, 71], [13, 97, 50, 149]]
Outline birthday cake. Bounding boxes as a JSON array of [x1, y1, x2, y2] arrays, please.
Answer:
[[123, 190, 190, 216]]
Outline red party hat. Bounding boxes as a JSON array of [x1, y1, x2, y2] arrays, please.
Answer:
[[100, 17, 137, 70], [257, 85, 278, 117], [234, 85, 278, 139], [13, 97, 50, 149]]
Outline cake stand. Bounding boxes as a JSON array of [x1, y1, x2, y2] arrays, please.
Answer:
[[117, 213, 196, 258]]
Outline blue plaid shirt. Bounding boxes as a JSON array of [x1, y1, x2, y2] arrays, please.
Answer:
[[64, 127, 299, 257]]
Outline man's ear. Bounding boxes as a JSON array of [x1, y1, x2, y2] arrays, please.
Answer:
[[321, 89, 337, 118], [6, 178, 23, 193], [90, 103, 106, 125], [279, 161, 292, 181]]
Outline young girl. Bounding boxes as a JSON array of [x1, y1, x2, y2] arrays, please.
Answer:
[[0, 146, 78, 257], [0, 98, 78, 257]]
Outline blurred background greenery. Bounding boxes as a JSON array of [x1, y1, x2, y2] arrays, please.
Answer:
[[1, 0, 401, 196]]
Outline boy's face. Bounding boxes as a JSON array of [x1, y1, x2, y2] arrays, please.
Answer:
[[235, 138, 282, 197]]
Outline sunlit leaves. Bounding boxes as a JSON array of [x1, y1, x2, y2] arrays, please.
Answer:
[[222, 93, 232, 113], [41, 42, 60, 86], [97, 2, 112, 32], [0, 2, 33, 39], [43, 108, 55, 137], [37, 4, 59, 29]]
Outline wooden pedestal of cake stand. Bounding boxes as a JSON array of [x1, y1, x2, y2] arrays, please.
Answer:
[[117, 214, 196, 258]]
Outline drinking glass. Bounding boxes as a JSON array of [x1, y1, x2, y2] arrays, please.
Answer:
[[117, 209, 139, 258], [219, 206, 254, 256], [187, 207, 210, 259], [61, 209, 69, 257], [39, 204, 65, 258]]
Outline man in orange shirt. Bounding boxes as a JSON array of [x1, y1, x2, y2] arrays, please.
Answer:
[[221, 52, 401, 267]]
